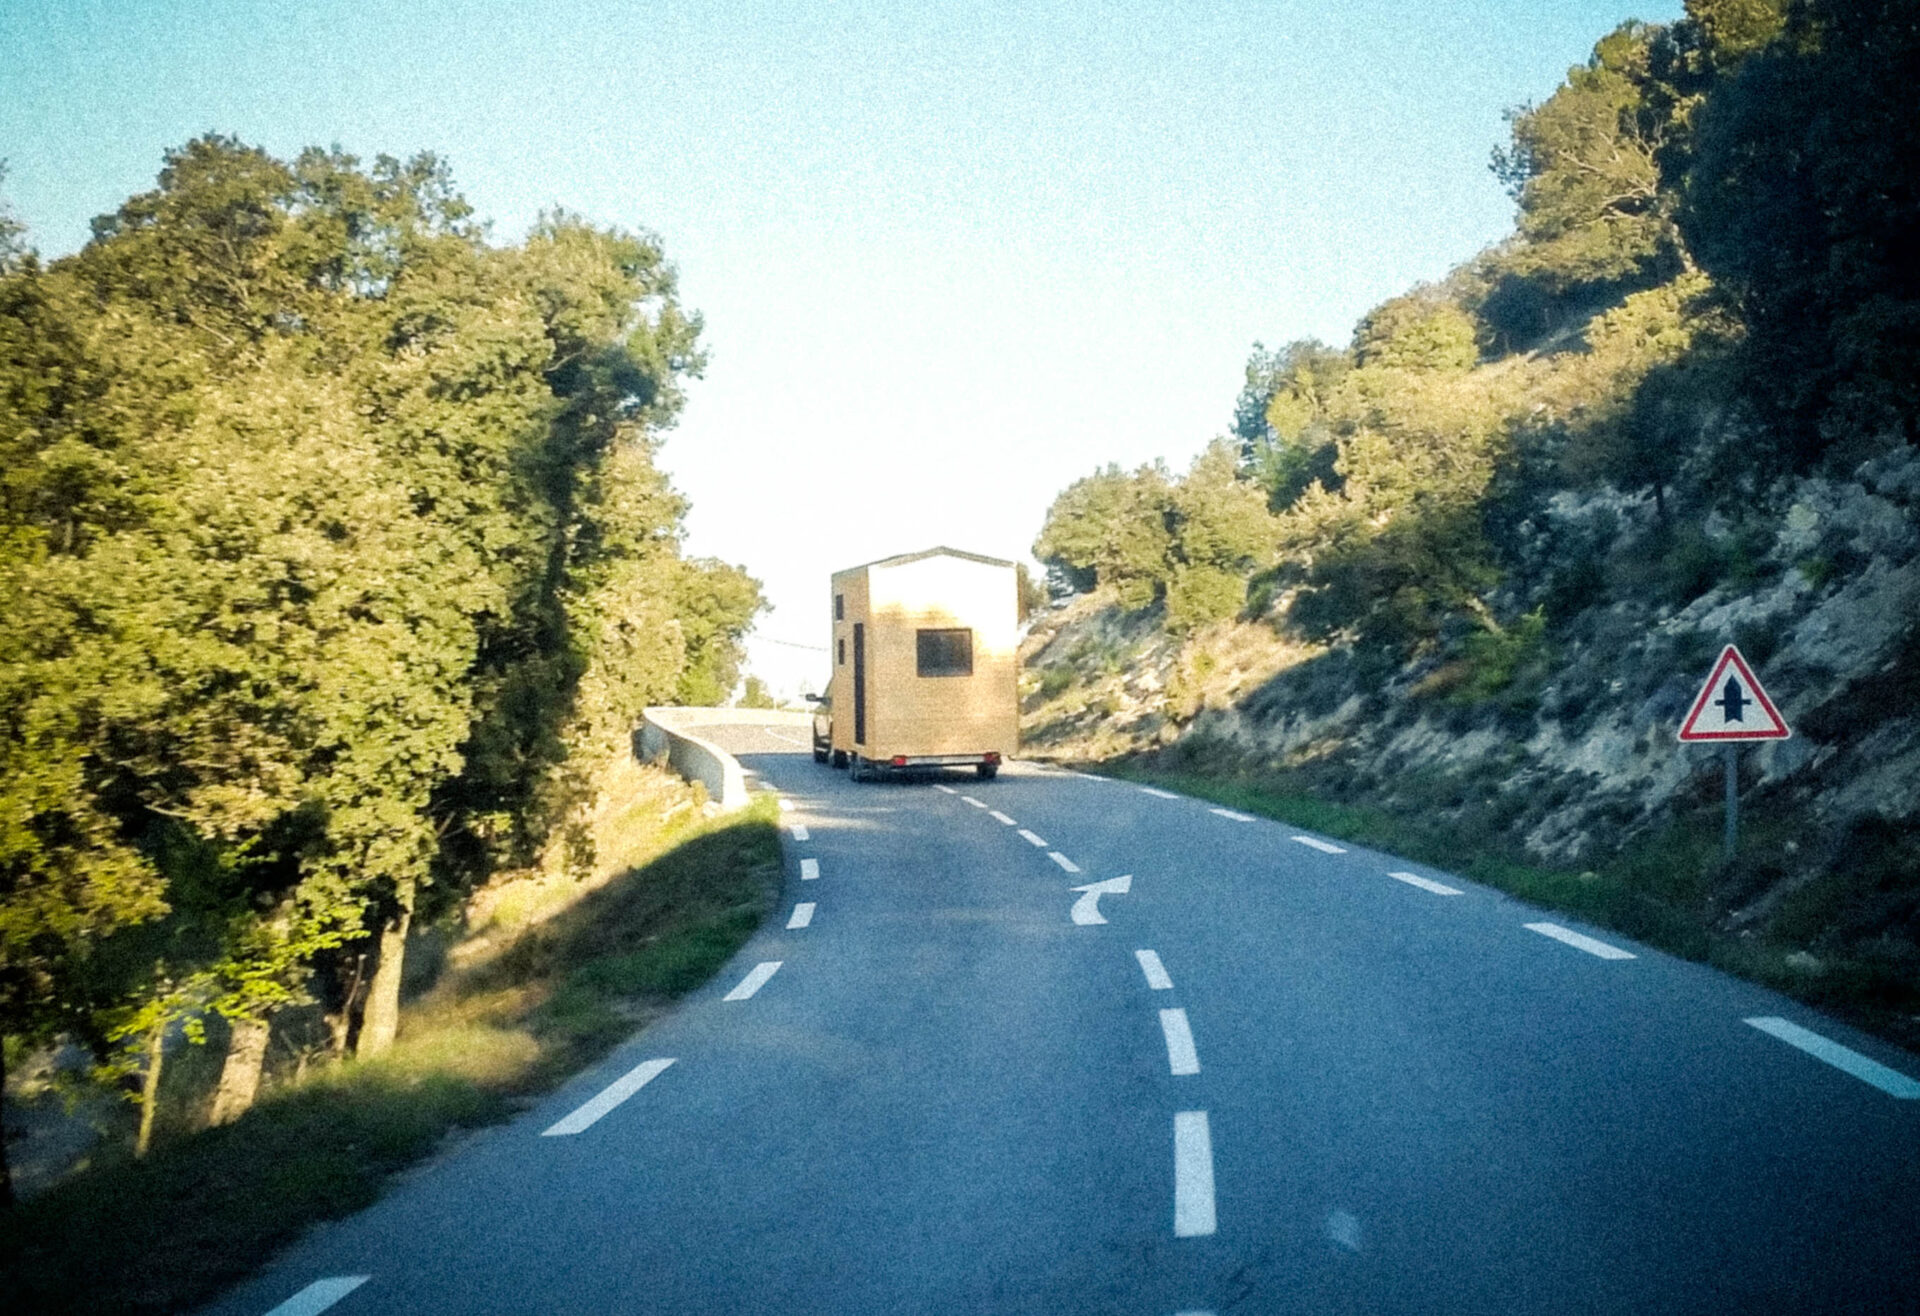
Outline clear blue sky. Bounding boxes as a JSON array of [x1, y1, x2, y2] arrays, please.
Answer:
[[2, 0, 1679, 696]]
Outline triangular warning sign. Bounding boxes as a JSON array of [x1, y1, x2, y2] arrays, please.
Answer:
[[1678, 644, 1790, 742]]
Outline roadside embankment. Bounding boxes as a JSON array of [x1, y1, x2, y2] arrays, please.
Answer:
[[0, 752, 782, 1316]]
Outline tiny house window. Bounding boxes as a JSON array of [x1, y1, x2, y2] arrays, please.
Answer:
[[837, 637, 845, 665], [916, 628, 973, 677], [834, 594, 844, 620]]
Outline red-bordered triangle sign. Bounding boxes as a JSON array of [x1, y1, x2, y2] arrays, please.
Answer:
[[1678, 644, 1791, 742]]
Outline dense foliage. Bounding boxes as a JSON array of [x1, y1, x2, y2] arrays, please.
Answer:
[[1036, 0, 1911, 648], [0, 139, 761, 1196]]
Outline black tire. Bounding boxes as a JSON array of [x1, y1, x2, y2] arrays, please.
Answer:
[[976, 762, 999, 780], [831, 749, 849, 769], [812, 747, 829, 764]]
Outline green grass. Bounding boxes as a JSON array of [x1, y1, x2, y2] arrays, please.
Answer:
[[1, 789, 782, 1316], [1096, 760, 1920, 1053]]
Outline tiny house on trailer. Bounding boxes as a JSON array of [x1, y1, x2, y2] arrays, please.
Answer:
[[823, 547, 1018, 781]]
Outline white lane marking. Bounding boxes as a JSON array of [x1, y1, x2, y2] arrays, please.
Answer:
[[1388, 870, 1462, 896], [1173, 1311, 1218, 1316], [1209, 807, 1256, 822], [724, 961, 784, 1001], [787, 902, 816, 929], [1141, 787, 1179, 800], [933, 784, 957, 794], [1290, 835, 1346, 854], [541, 1058, 676, 1136], [1173, 1111, 1216, 1237], [988, 810, 1017, 825], [1017, 829, 1049, 848], [1160, 1008, 1201, 1075], [1745, 1017, 1920, 1098], [1327, 1209, 1363, 1252], [960, 795, 988, 809], [1136, 949, 1174, 990], [1069, 874, 1131, 924], [778, 797, 794, 812], [1048, 851, 1082, 873], [789, 823, 810, 841], [799, 858, 820, 880], [766, 730, 809, 748], [1525, 922, 1636, 960], [263, 1277, 372, 1316]]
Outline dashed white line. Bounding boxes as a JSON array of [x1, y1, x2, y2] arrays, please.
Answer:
[[541, 1058, 676, 1136], [1745, 1017, 1920, 1098], [799, 858, 820, 881], [1290, 835, 1346, 854], [1017, 829, 1049, 848], [263, 1277, 372, 1316], [961, 795, 990, 809], [1525, 922, 1636, 960], [789, 823, 810, 842], [1136, 949, 1174, 991], [1160, 1008, 1201, 1075], [1173, 1111, 1216, 1237], [988, 810, 1017, 826], [1388, 871, 1461, 895], [724, 961, 784, 1000], [1141, 787, 1179, 800], [1048, 851, 1082, 873], [787, 902, 816, 929], [1209, 808, 1256, 822], [777, 797, 794, 811], [933, 784, 957, 795]]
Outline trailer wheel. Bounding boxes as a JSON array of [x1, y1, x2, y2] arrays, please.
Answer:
[[976, 762, 999, 780], [831, 749, 849, 769]]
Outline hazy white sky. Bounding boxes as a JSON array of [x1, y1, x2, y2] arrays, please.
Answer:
[[2, 0, 1678, 696]]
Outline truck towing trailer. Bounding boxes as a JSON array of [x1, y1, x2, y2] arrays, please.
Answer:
[[821, 547, 1018, 781]]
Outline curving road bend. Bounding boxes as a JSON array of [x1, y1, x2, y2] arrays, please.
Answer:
[[206, 720, 1920, 1315]]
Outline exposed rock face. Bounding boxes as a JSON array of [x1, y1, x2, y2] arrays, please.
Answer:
[[1022, 447, 1920, 946]]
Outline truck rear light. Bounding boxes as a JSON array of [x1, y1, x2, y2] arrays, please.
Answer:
[[983, 752, 1001, 764], [891, 755, 908, 767]]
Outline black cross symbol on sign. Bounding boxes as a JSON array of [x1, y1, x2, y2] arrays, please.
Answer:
[[1717, 676, 1749, 723]]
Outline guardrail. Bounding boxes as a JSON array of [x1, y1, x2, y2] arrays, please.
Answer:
[[636, 707, 813, 811]]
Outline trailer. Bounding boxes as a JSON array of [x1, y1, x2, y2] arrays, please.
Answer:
[[821, 547, 1018, 781]]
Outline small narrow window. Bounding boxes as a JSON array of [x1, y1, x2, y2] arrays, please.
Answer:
[[834, 594, 844, 621], [837, 637, 845, 665], [916, 628, 973, 677]]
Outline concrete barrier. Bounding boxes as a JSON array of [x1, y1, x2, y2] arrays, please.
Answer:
[[637, 707, 813, 811]]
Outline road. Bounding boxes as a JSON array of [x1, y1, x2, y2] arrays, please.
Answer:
[[207, 724, 1920, 1315]]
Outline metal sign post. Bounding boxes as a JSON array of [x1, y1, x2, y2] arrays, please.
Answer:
[[1677, 644, 1790, 862], [1723, 743, 1739, 860]]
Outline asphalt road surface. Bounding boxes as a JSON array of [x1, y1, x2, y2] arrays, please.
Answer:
[[206, 724, 1920, 1315]]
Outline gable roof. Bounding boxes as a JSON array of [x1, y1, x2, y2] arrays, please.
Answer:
[[841, 545, 1015, 572]]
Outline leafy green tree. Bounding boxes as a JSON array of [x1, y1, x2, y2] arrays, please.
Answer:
[[1032, 463, 1177, 609], [1492, 22, 1689, 291], [1681, 0, 1920, 460], [1237, 339, 1349, 511], [1163, 441, 1277, 630], [0, 135, 720, 1163], [671, 559, 767, 707]]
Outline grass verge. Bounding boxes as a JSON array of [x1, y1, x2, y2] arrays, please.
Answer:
[[1, 778, 781, 1316], [1096, 760, 1920, 1055]]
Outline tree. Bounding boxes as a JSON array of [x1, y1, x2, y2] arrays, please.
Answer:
[[1681, 0, 1920, 461], [1237, 339, 1349, 511], [671, 559, 768, 706], [0, 134, 720, 1165]]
